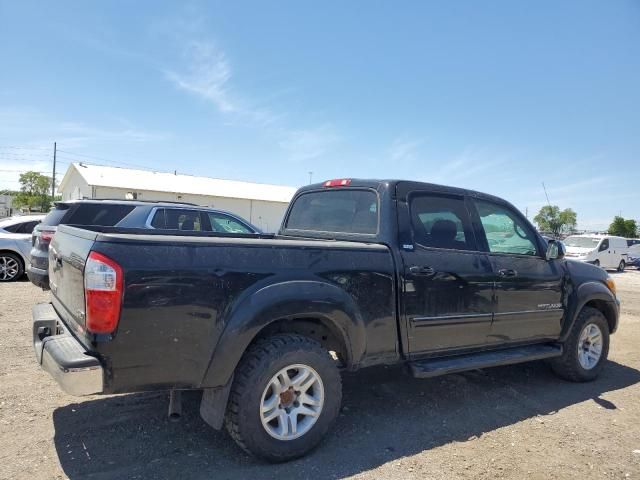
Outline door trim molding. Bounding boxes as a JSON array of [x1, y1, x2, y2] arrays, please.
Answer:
[[411, 313, 493, 327]]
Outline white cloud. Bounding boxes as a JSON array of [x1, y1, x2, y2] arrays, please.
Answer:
[[165, 41, 235, 113], [163, 35, 339, 162]]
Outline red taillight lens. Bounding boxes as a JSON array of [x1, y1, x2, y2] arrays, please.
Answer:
[[40, 230, 55, 243], [84, 251, 123, 334], [323, 179, 351, 187]]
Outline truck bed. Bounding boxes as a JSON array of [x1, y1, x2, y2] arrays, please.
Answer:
[[48, 224, 399, 394]]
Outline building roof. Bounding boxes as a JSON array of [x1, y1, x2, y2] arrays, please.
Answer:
[[59, 163, 298, 203]]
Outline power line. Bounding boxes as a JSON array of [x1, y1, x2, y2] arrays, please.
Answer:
[[57, 149, 158, 171]]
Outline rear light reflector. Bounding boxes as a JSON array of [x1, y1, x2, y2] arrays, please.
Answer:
[[323, 179, 351, 187], [84, 251, 123, 334]]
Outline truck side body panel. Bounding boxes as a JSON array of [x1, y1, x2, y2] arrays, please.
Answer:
[[51, 228, 398, 393]]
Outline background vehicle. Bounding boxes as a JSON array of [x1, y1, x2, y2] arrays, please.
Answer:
[[627, 244, 640, 269], [564, 234, 628, 271], [33, 179, 619, 462], [627, 239, 640, 247], [27, 199, 259, 289], [0, 215, 44, 282]]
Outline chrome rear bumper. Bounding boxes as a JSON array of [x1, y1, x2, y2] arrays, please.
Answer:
[[32, 303, 103, 396]]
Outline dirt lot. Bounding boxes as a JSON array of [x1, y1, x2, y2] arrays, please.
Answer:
[[1, 271, 639, 480]]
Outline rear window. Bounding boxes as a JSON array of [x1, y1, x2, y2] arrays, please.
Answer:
[[41, 205, 70, 226], [286, 189, 378, 234], [64, 204, 135, 226]]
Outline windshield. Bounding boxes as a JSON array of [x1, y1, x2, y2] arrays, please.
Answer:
[[564, 236, 600, 248]]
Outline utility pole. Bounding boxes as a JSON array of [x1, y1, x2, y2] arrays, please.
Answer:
[[542, 182, 552, 207], [308, 171, 313, 184], [51, 142, 57, 200]]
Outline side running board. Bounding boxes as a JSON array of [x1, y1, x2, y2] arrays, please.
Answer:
[[409, 344, 563, 379]]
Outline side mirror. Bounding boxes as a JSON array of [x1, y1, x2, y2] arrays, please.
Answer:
[[546, 239, 565, 260]]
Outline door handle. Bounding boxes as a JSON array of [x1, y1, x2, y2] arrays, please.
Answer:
[[409, 265, 436, 276], [497, 268, 517, 277]]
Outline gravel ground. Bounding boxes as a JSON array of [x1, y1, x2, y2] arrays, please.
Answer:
[[1, 271, 639, 480]]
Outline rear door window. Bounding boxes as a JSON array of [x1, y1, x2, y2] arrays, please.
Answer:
[[409, 194, 477, 250], [16, 220, 40, 233], [286, 189, 378, 234], [164, 209, 204, 231], [150, 209, 166, 228], [65, 204, 135, 226]]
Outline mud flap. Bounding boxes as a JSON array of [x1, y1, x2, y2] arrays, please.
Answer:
[[199, 377, 233, 430]]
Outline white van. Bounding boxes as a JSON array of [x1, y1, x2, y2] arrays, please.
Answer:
[[563, 235, 628, 271]]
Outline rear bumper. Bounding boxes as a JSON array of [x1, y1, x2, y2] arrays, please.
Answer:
[[32, 303, 103, 396], [26, 264, 50, 290]]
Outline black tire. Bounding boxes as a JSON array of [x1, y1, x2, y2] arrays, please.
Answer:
[[0, 252, 24, 282], [225, 333, 342, 462], [593, 259, 600, 267], [617, 260, 625, 272], [551, 307, 609, 382]]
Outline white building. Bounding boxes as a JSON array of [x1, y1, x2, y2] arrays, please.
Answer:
[[58, 163, 299, 232], [0, 194, 14, 218]]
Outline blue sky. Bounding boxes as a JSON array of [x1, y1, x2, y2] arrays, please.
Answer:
[[0, 1, 638, 229]]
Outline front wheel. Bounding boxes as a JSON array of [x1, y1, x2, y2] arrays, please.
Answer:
[[617, 260, 625, 272], [551, 307, 609, 382], [593, 259, 600, 267], [225, 334, 342, 462]]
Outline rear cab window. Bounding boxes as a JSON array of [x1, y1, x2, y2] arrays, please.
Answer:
[[285, 189, 379, 235]]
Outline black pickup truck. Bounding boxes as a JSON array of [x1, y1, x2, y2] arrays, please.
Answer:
[[33, 179, 619, 462]]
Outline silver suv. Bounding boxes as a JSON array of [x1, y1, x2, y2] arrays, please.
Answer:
[[27, 199, 259, 289]]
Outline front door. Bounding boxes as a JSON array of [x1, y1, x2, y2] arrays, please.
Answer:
[[398, 189, 494, 355], [471, 199, 565, 344]]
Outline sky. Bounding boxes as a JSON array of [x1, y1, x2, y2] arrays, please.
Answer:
[[0, 1, 638, 230]]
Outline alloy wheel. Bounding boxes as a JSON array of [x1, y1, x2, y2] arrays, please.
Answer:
[[260, 364, 324, 441], [0, 255, 20, 281]]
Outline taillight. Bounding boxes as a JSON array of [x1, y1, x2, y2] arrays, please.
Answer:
[[84, 251, 123, 334], [40, 230, 55, 244], [323, 179, 352, 187]]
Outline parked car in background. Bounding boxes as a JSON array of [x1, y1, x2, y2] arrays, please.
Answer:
[[564, 235, 628, 271], [627, 239, 640, 247], [627, 244, 640, 269], [27, 199, 260, 289], [0, 215, 44, 282]]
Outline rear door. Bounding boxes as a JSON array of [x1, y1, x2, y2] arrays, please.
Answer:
[[397, 186, 494, 354], [470, 198, 565, 344]]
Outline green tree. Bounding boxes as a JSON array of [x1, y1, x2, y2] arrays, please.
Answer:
[[609, 216, 638, 238], [624, 219, 637, 238], [533, 205, 577, 237], [13, 171, 53, 212]]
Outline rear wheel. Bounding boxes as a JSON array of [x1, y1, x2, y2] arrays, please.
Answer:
[[0, 253, 23, 282], [617, 260, 625, 272], [551, 307, 609, 382], [225, 333, 342, 462]]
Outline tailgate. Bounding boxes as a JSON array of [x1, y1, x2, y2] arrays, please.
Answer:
[[49, 225, 98, 343]]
